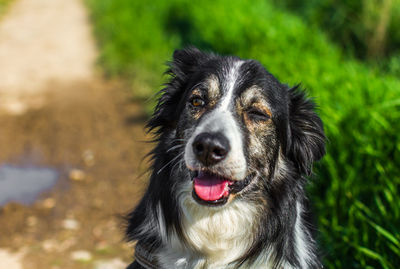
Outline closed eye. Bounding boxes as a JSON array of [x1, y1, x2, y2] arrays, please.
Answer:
[[247, 108, 270, 121]]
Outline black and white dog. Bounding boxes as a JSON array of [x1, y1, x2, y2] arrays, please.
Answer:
[[126, 47, 326, 269]]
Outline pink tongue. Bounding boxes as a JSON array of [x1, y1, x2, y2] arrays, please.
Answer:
[[194, 173, 230, 201]]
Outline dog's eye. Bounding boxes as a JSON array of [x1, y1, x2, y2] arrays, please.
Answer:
[[247, 108, 270, 121], [190, 97, 206, 108]]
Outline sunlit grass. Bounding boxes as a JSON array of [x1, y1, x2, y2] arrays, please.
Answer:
[[0, 0, 12, 17], [85, 0, 400, 267]]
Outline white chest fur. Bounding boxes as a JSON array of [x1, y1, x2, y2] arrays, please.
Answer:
[[156, 184, 264, 268]]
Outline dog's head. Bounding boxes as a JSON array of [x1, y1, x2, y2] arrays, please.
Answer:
[[149, 47, 325, 208]]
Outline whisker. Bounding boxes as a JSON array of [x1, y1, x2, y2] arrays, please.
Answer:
[[170, 159, 185, 177], [166, 144, 184, 153], [170, 138, 185, 143], [157, 152, 184, 175]]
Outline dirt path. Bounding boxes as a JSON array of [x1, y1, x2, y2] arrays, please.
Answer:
[[0, 81, 150, 269], [0, 249, 24, 269], [0, 1, 149, 268], [0, 0, 96, 114]]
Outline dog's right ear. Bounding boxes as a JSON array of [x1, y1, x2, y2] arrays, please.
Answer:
[[170, 47, 211, 79], [147, 47, 211, 134]]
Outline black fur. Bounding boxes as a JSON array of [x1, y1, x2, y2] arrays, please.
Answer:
[[126, 47, 325, 268]]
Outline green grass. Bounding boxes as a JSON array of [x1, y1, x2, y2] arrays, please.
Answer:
[[85, 0, 400, 268], [0, 0, 12, 17], [271, 0, 400, 78]]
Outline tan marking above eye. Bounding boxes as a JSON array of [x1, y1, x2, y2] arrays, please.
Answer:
[[191, 88, 202, 96], [238, 86, 273, 122], [251, 103, 272, 118]]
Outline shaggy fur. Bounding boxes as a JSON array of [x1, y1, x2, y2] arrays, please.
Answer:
[[126, 47, 326, 269]]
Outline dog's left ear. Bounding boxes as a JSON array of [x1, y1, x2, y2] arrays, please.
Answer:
[[285, 86, 326, 176]]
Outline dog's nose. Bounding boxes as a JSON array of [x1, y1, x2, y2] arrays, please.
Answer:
[[192, 132, 230, 166]]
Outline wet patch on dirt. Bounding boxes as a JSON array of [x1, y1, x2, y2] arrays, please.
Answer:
[[0, 164, 59, 206], [0, 80, 152, 268]]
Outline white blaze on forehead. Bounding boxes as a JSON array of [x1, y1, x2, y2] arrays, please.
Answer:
[[219, 60, 244, 110]]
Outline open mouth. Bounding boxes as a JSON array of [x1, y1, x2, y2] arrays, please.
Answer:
[[191, 171, 254, 206]]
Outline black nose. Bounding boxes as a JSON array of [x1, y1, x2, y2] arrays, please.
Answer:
[[192, 132, 230, 166]]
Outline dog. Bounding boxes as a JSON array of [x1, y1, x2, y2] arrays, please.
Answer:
[[126, 47, 326, 269]]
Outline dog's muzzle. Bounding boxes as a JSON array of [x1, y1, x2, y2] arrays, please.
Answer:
[[188, 132, 254, 206]]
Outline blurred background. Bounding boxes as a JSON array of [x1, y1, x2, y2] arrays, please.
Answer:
[[0, 0, 399, 268]]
